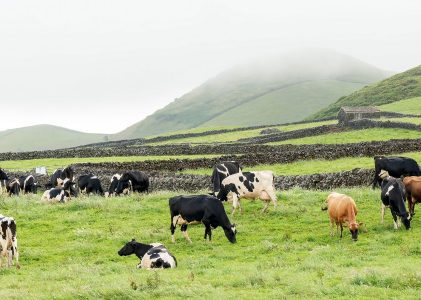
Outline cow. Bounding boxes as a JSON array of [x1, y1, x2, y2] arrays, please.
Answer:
[[379, 170, 411, 230], [211, 161, 242, 196], [105, 174, 121, 197], [115, 171, 149, 195], [47, 166, 77, 196], [217, 171, 277, 215], [372, 156, 421, 188], [402, 176, 421, 219], [169, 194, 237, 243], [41, 179, 74, 203], [0, 168, 8, 194], [323, 192, 360, 241], [6, 178, 20, 196], [118, 239, 177, 269], [0, 215, 20, 269], [18, 175, 40, 194], [77, 174, 104, 196]]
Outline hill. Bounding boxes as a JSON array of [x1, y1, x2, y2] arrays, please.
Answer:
[[309, 65, 421, 119], [114, 49, 390, 139], [0, 124, 107, 152]]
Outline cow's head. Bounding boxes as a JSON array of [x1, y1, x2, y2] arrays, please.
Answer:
[[216, 183, 237, 201], [118, 239, 137, 256], [116, 179, 131, 195], [402, 214, 411, 230], [224, 224, 237, 243], [349, 222, 360, 241]]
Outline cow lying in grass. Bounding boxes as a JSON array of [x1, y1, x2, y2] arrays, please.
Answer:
[[217, 171, 277, 215], [118, 239, 177, 269], [0, 215, 20, 269], [41, 179, 75, 203], [323, 192, 361, 241]]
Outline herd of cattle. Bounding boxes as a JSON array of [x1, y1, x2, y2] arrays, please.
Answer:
[[1, 155, 421, 269]]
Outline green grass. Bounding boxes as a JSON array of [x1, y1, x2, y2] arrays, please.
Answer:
[[149, 120, 337, 145], [1, 188, 420, 299], [268, 128, 421, 145], [0, 154, 221, 172], [378, 97, 421, 114], [378, 116, 421, 125], [180, 151, 421, 176]]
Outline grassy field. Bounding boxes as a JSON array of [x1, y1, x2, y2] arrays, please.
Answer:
[[180, 151, 421, 176], [268, 128, 421, 145], [0, 188, 420, 299], [378, 97, 421, 114], [378, 116, 421, 125], [0, 154, 221, 172], [149, 120, 336, 145]]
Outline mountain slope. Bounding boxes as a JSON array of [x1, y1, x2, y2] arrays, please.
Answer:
[[114, 49, 391, 139], [309, 65, 421, 120], [0, 125, 107, 153]]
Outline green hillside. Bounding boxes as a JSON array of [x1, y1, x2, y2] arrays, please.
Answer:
[[309, 65, 421, 119], [0, 125, 107, 152], [378, 97, 421, 114], [114, 49, 390, 139]]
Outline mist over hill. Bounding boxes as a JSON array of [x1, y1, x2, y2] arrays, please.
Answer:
[[113, 49, 391, 139]]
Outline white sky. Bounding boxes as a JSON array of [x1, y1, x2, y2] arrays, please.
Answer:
[[0, 0, 420, 133]]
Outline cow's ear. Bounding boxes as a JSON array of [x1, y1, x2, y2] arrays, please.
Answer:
[[131, 238, 136, 242]]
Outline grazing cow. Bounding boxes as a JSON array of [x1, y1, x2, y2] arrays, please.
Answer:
[[380, 171, 411, 230], [105, 174, 121, 197], [169, 194, 237, 243], [211, 161, 242, 195], [217, 171, 277, 215], [41, 179, 74, 203], [118, 239, 177, 269], [403, 176, 421, 219], [115, 171, 149, 195], [0, 215, 20, 268], [372, 156, 420, 188], [6, 178, 20, 196], [77, 174, 104, 196], [47, 166, 76, 191], [18, 175, 40, 194], [324, 192, 360, 241], [0, 168, 8, 194]]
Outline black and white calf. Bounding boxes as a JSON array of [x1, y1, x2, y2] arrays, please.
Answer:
[[380, 176, 411, 230], [169, 194, 237, 243], [41, 179, 74, 203], [6, 178, 20, 196], [18, 175, 40, 194], [118, 239, 177, 269], [211, 161, 242, 196], [217, 171, 277, 215], [0, 168, 8, 194], [77, 174, 104, 196], [115, 171, 149, 195], [0, 215, 20, 269]]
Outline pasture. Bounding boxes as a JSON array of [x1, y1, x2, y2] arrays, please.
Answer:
[[1, 189, 420, 299]]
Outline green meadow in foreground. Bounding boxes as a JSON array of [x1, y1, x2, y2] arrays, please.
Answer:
[[0, 189, 420, 299]]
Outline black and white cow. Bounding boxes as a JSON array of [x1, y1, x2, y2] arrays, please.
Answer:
[[169, 194, 237, 243], [41, 179, 74, 203], [211, 161, 242, 196], [18, 175, 40, 194], [373, 156, 421, 188], [217, 171, 277, 215], [0, 215, 20, 269], [380, 175, 411, 230], [118, 239, 177, 269], [47, 166, 76, 191], [115, 171, 149, 195], [0, 168, 8, 194], [77, 174, 104, 196], [105, 174, 121, 197], [6, 178, 20, 196]]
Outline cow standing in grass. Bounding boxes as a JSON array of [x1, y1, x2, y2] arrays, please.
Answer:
[[0, 215, 20, 269], [217, 171, 277, 215], [324, 192, 360, 241], [6, 178, 20, 196], [403, 176, 421, 219], [118, 239, 177, 269], [77, 174, 104, 196], [372, 156, 421, 188], [211, 161, 242, 196], [19, 175, 40, 194]]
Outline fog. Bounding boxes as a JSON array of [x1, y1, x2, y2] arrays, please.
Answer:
[[0, 0, 420, 133]]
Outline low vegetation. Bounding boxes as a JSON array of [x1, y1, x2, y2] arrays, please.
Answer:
[[0, 188, 420, 299], [378, 97, 421, 115]]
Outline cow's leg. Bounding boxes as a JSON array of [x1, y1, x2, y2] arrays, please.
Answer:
[[7, 249, 12, 267], [203, 223, 212, 241], [267, 189, 278, 209], [330, 219, 335, 236], [171, 215, 178, 243], [231, 194, 239, 216], [13, 239, 20, 269], [381, 203, 386, 224], [181, 224, 192, 243], [340, 223, 343, 238], [409, 197, 416, 218], [391, 209, 399, 230], [261, 200, 270, 213]]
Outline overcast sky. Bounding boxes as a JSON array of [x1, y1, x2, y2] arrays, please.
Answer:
[[0, 0, 420, 133]]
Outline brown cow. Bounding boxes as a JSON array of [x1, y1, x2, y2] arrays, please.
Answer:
[[324, 192, 361, 241], [403, 176, 421, 219]]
